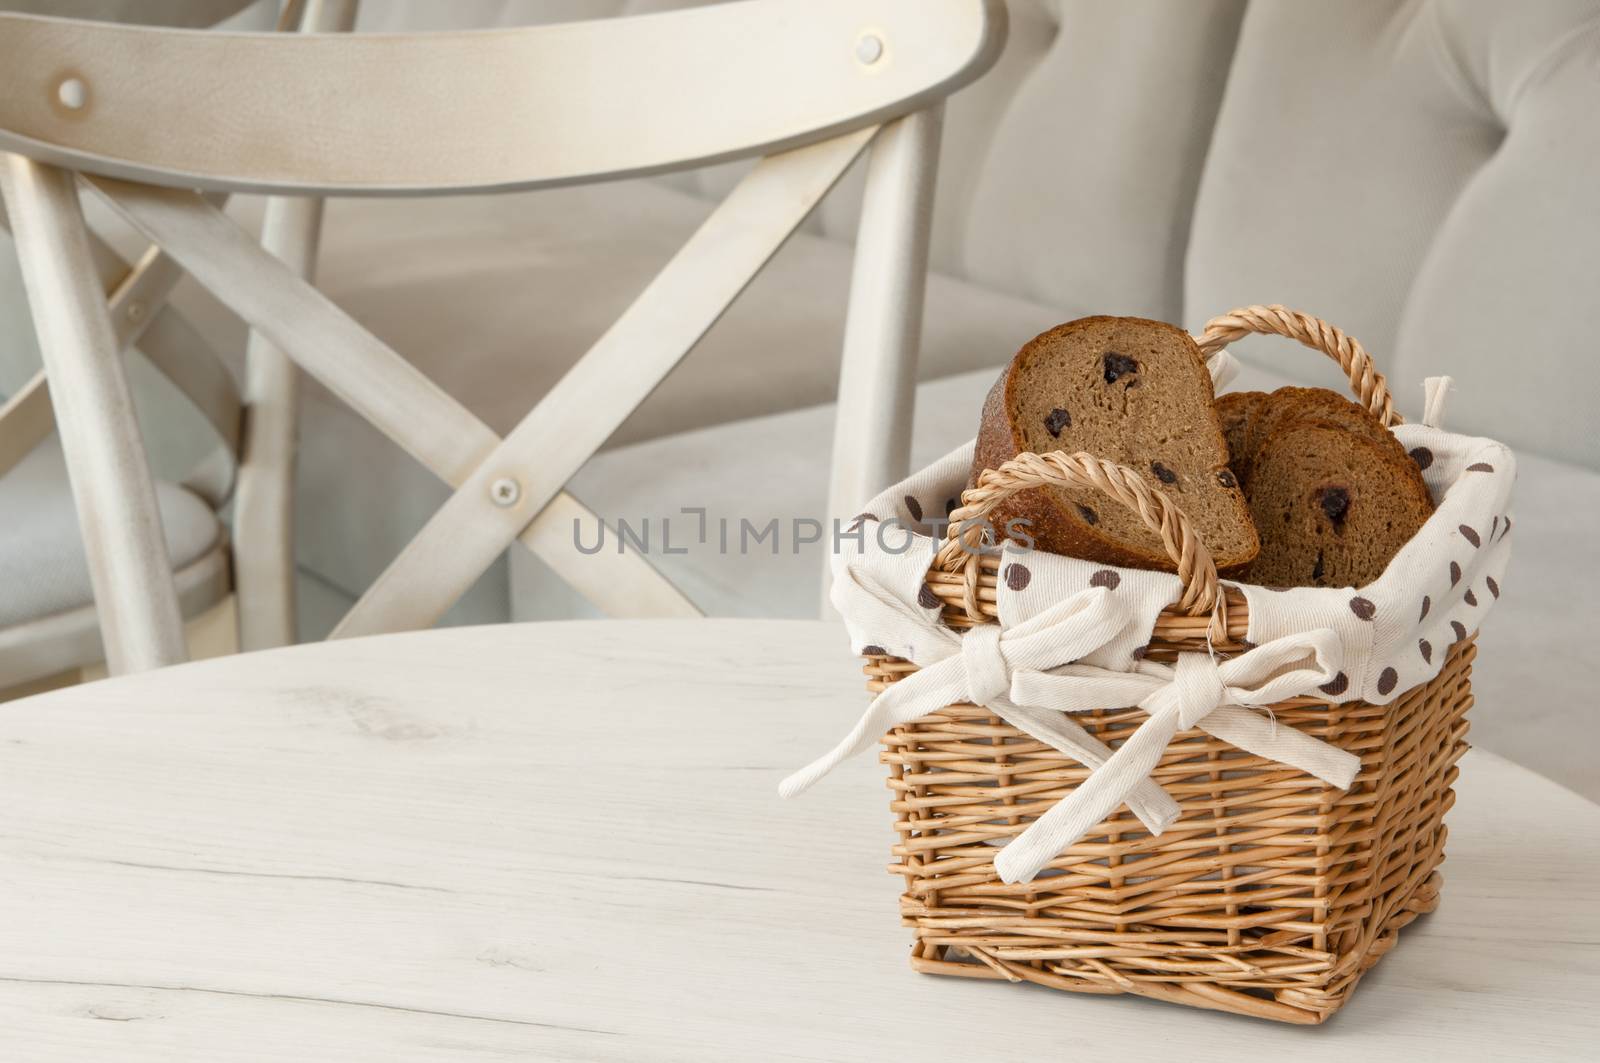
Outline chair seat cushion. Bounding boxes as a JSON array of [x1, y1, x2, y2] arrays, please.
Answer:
[[0, 438, 222, 628]]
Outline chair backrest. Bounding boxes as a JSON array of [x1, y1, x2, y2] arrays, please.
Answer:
[[0, 0, 1005, 672], [0, 1, 1000, 195]]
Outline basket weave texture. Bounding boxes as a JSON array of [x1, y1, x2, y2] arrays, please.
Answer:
[[867, 307, 1475, 1024], [870, 592, 1472, 1024]]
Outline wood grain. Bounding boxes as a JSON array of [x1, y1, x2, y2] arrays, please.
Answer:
[[0, 620, 1595, 1059]]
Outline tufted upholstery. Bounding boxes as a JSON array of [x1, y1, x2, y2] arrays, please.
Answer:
[[1189, 0, 1600, 467]]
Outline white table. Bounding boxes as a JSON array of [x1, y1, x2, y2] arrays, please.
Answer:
[[2, 620, 1596, 1061]]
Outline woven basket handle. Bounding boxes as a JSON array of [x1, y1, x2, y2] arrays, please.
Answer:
[[1196, 304, 1401, 427], [935, 451, 1224, 632]]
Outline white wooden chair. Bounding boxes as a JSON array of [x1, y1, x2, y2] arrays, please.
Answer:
[[0, 0, 358, 691], [0, 0, 1006, 677]]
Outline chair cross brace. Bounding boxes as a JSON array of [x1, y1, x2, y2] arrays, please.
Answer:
[[85, 126, 877, 635]]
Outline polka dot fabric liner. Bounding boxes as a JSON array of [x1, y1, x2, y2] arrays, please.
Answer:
[[840, 422, 1513, 709]]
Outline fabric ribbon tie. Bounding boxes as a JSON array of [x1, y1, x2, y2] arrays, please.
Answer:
[[785, 564, 1361, 885], [993, 640, 1359, 882], [960, 624, 1009, 705], [780, 578, 1186, 840]]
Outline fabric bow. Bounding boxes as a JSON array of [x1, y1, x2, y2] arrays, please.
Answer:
[[786, 560, 1361, 884], [989, 632, 1359, 882], [783, 569, 1184, 836]]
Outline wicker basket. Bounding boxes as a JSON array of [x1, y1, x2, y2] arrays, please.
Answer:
[[865, 308, 1475, 1024]]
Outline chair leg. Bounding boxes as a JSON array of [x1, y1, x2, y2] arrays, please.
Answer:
[[823, 105, 944, 615], [0, 155, 186, 675], [234, 195, 324, 652], [233, 0, 355, 650]]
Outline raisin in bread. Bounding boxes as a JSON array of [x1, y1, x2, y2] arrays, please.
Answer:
[[1219, 387, 1434, 588], [972, 316, 1259, 571]]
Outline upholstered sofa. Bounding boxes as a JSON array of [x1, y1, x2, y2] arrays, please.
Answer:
[[2, 0, 1597, 794]]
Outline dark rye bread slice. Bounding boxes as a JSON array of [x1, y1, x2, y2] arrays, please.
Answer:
[[1215, 391, 1265, 474], [1243, 422, 1434, 589], [972, 316, 1259, 572]]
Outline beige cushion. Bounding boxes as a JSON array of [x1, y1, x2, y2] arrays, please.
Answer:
[[1186, 0, 1600, 467], [950, 0, 1246, 317], [0, 438, 222, 628]]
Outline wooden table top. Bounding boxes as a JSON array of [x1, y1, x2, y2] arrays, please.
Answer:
[[1, 619, 1596, 1060]]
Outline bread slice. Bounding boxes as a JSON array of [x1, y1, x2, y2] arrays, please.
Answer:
[[1242, 422, 1434, 589], [1215, 391, 1265, 477], [972, 316, 1259, 572]]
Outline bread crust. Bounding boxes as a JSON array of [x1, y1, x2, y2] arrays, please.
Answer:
[[971, 316, 1259, 572]]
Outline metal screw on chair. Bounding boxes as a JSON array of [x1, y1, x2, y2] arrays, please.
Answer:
[[125, 301, 146, 323], [855, 33, 884, 65], [489, 477, 521, 508], [56, 77, 88, 110]]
